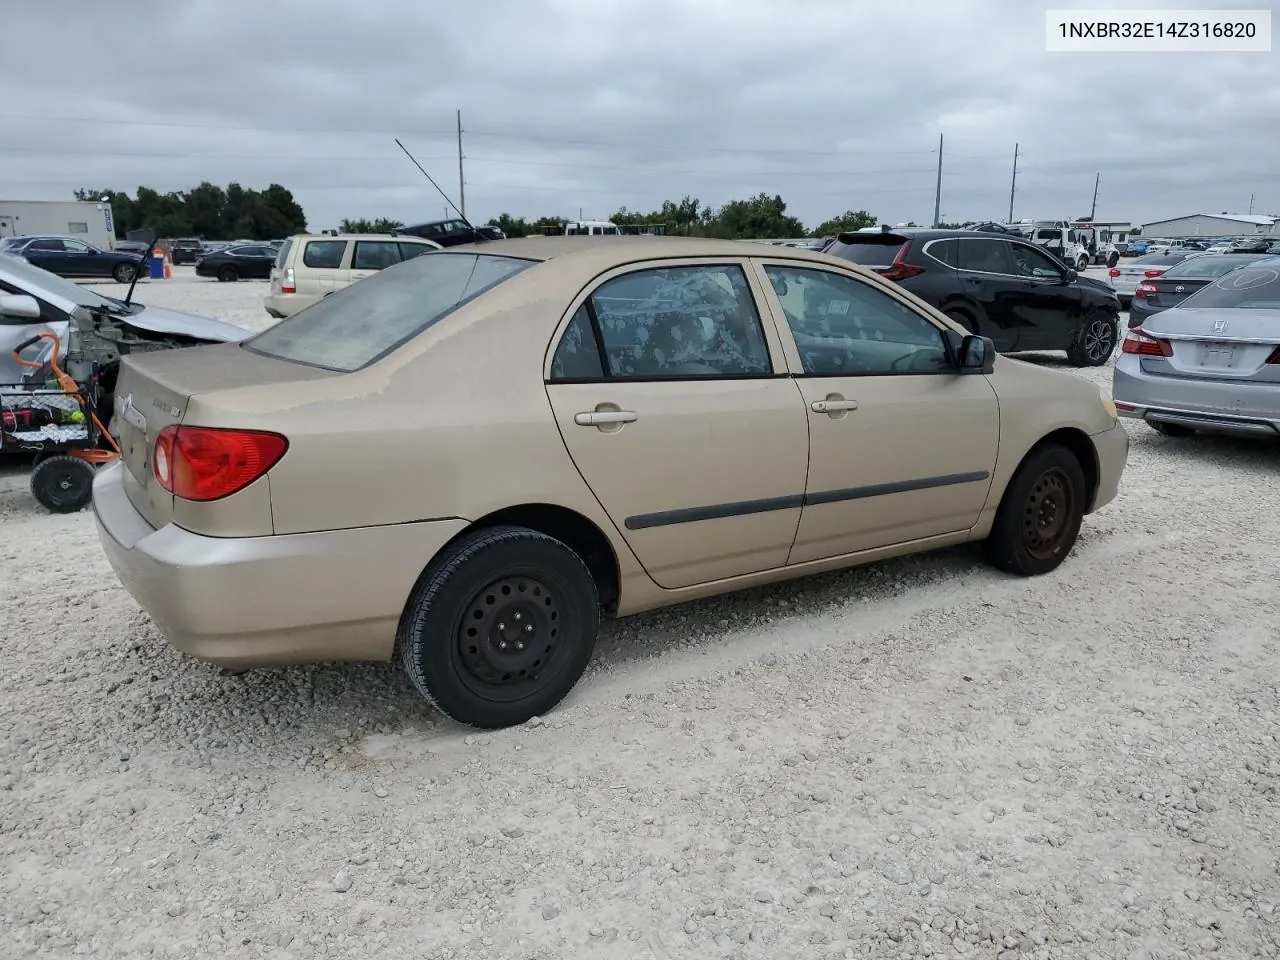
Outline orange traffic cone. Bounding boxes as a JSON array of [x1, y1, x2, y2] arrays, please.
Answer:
[[163, 250, 173, 279]]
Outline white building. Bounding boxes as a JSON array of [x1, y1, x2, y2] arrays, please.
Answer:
[[0, 200, 118, 249], [1140, 213, 1276, 238]]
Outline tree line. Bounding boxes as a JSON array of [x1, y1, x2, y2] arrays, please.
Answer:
[[73, 183, 307, 241]]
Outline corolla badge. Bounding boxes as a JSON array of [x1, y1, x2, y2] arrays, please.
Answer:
[[1212, 318, 1229, 333]]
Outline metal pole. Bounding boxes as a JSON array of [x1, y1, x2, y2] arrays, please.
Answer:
[[1248, 192, 1255, 214], [932, 133, 943, 228], [1090, 172, 1100, 221], [456, 109, 466, 220], [1007, 143, 1019, 223]]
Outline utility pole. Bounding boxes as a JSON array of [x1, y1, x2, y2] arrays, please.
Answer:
[[932, 133, 943, 228], [456, 109, 466, 220], [1248, 192, 1255, 214], [1007, 142, 1019, 223], [1090, 172, 1100, 221]]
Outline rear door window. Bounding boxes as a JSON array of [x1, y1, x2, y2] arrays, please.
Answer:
[[302, 240, 346, 269], [352, 241, 403, 270], [244, 253, 534, 371], [924, 238, 958, 267], [958, 238, 1013, 274]]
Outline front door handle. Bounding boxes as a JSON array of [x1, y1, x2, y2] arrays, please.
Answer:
[[810, 399, 858, 414], [574, 410, 638, 426]]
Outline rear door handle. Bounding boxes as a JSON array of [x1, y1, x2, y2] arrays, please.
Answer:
[[574, 410, 638, 426], [810, 399, 858, 413]]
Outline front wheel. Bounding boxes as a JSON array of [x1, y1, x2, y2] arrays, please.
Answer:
[[1067, 311, 1118, 367], [217, 265, 240, 282], [1107, 252, 1119, 268], [1077, 255, 1090, 272], [983, 444, 1086, 576], [30, 455, 95, 513], [112, 263, 137, 284], [397, 525, 600, 729]]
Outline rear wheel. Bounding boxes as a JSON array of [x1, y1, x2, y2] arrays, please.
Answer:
[[397, 525, 600, 729], [112, 263, 137, 284], [1067, 311, 1118, 367], [217, 265, 240, 282], [30, 455, 95, 513], [1076, 255, 1090, 272], [1107, 252, 1120, 268], [983, 444, 1086, 576], [1150, 420, 1194, 438]]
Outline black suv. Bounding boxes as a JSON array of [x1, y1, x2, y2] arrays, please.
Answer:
[[169, 237, 205, 265], [394, 218, 504, 247], [822, 229, 1122, 366]]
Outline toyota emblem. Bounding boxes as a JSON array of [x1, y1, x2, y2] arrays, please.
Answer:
[[1212, 318, 1229, 333], [1174, 285, 1185, 293]]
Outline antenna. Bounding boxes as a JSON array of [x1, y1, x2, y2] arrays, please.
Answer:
[[395, 138, 467, 222]]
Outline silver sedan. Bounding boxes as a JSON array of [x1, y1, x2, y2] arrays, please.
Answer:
[[1113, 258, 1280, 438], [1107, 252, 1199, 306]]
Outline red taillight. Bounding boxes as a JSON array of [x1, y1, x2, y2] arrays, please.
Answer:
[[153, 425, 288, 501], [1134, 281, 1158, 299], [1143, 269, 1166, 278], [1121, 326, 1173, 357], [879, 243, 926, 281], [1108, 268, 1121, 277], [281, 266, 296, 294]]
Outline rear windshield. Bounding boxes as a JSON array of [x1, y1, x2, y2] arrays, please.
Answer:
[[1181, 264, 1280, 310], [274, 238, 293, 269], [1131, 253, 1186, 266], [822, 238, 906, 267], [245, 252, 534, 371], [1164, 255, 1265, 279]]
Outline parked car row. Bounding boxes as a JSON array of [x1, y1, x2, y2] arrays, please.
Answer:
[[1126, 236, 1280, 257], [0, 235, 145, 283]]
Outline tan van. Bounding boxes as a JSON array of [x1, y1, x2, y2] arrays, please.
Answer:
[[264, 234, 442, 318]]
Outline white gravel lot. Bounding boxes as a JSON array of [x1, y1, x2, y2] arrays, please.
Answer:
[[2, 268, 1278, 960]]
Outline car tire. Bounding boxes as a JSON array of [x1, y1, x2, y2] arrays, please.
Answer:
[[1150, 421, 1194, 438], [397, 525, 600, 729], [944, 309, 977, 335], [1107, 252, 1120, 268], [982, 443, 1086, 577], [218, 265, 240, 282], [29, 455, 95, 513], [1076, 255, 1090, 272], [112, 263, 137, 284], [1067, 311, 1118, 367]]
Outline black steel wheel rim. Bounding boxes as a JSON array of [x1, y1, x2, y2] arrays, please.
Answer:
[[1023, 466, 1075, 561], [456, 575, 564, 700], [41, 464, 90, 509], [1084, 318, 1113, 361]]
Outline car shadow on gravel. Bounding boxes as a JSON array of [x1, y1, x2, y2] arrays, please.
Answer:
[[80, 542, 994, 756]]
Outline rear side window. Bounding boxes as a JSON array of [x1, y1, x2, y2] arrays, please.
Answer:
[[822, 237, 905, 267], [245, 253, 533, 372], [352, 241, 402, 270], [302, 240, 345, 269], [398, 242, 434, 261], [925, 239, 958, 267], [587, 264, 771, 379], [549, 306, 605, 380]]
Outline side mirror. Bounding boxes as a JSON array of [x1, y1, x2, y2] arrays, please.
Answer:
[[1064, 268, 1078, 282], [958, 334, 996, 375], [0, 293, 41, 321]]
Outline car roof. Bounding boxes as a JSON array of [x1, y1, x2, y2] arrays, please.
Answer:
[[832, 228, 1023, 244], [436, 235, 861, 268], [288, 233, 436, 242]]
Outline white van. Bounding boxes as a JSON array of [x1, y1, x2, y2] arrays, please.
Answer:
[[564, 220, 621, 236], [264, 234, 442, 318]]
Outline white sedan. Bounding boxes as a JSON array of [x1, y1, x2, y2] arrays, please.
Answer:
[[1107, 252, 1203, 305]]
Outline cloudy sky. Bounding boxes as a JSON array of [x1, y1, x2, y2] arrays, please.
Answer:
[[4, 0, 1277, 233]]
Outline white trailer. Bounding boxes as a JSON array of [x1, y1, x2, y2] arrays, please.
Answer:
[[0, 200, 117, 250]]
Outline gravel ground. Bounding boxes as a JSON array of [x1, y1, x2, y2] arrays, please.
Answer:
[[2, 270, 1278, 960]]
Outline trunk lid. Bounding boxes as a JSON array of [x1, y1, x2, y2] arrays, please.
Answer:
[[113, 342, 335, 528], [1143, 276, 1211, 308], [1141, 306, 1280, 383]]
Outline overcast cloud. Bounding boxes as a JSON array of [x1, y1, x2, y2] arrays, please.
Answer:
[[3, 0, 1277, 232]]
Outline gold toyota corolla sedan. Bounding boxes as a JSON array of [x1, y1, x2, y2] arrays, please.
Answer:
[[93, 237, 1128, 728]]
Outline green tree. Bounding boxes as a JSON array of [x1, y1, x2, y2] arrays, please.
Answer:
[[810, 209, 876, 237], [488, 213, 530, 238], [704, 193, 804, 240], [74, 182, 308, 240], [338, 217, 404, 234]]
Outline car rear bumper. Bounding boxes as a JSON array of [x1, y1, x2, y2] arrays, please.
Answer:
[[1089, 420, 1128, 514], [1113, 356, 1280, 436], [92, 461, 471, 667], [262, 291, 317, 318]]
